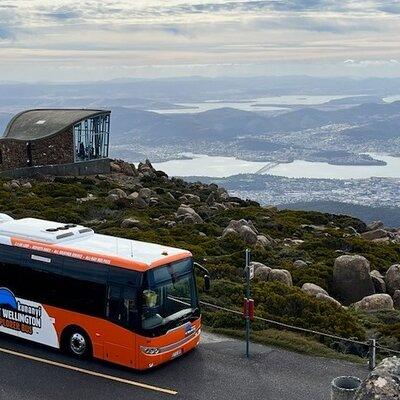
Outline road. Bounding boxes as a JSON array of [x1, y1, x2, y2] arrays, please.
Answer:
[[0, 331, 368, 400]]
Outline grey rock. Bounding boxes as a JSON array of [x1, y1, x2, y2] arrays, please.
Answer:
[[139, 188, 152, 198], [385, 264, 400, 296], [333, 255, 375, 305], [315, 293, 342, 308], [355, 357, 400, 399], [10, 180, 20, 189], [176, 204, 203, 224], [108, 188, 127, 199], [110, 162, 122, 173], [255, 235, 271, 248], [269, 269, 293, 286], [106, 193, 119, 202], [127, 192, 139, 200], [22, 182, 32, 189], [239, 225, 258, 245], [293, 260, 308, 268], [251, 262, 272, 281], [301, 283, 328, 297], [353, 294, 394, 311], [370, 270, 386, 293], [121, 218, 140, 228]]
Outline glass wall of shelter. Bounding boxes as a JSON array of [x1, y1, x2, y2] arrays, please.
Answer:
[[73, 114, 110, 162]]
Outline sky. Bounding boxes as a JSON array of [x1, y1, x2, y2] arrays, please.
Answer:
[[1, 0, 400, 82]]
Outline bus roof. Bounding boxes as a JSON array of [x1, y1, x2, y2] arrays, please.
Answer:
[[0, 215, 191, 272]]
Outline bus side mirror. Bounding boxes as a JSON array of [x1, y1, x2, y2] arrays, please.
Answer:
[[204, 275, 211, 292]]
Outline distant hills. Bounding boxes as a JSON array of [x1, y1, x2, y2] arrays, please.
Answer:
[[279, 201, 400, 227]]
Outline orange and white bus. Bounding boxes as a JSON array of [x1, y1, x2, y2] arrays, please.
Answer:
[[0, 214, 210, 370]]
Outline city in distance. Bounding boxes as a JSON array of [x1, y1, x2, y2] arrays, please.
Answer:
[[1, 75, 399, 225]]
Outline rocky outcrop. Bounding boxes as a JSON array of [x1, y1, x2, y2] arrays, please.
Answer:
[[268, 269, 292, 286], [315, 293, 342, 308], [176, 204, 203, 224], [251, 262, 272, 281], [108, 188, 127, 199], [110, 159, 136, 176], [361, 229, 389, 241], [301, 283, 328, 297], [370, 270, 386, 293], [121, 218, 140, 228], [333, 255, 375, 305], [221, 219, 272, 248], [353, 294, 394, 311], [355, 357, 400, 399], [385, 264, 400, 296], [293, 260, 308, 268]]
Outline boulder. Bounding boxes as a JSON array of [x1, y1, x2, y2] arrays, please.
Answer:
[[251, 262, 272, 281], [166, 192, 175, 201], [255, 235, 272, 249], [385, 264, 400, 296], [179, 194, 200, 204], [206, 192, 216, 205], [255, 266, 271, 281], [139, 188, 152, 198], [370, 270, 386, 293], [127, 192, 139, 200], [22, 182, 32, 189], [283, 238, 304, 246], [293, 260, 308, 268], [355, 357, 400, 400], [121, 218, 140, 228], [239, 226, 258, 245], [353, 294, 394, 311], [360, 229, 389, 241], [393, 290, 400, 309], [315, 293, 342, 308], [221, 219, 264, 246], [108, 188, 127, 199], [77, 194, 97, 204], [301, 283, 328, 297], [268, 269, 292, 286], [333, 255, 375, 305], [176, 205, 203, 224], [110, 162, 122, 173], [10, 180, 20, 189], [106, 193, 119, 202]]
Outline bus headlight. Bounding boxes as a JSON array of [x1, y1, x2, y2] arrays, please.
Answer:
[[141, 346, 160, 355]]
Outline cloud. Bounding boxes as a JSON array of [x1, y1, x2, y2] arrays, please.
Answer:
[[40, 6, 80, 20], [344, 59, 400, 67]]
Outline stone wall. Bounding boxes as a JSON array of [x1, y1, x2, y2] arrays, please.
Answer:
[[0, 128, 74, 171], [0, 158, 111, 179]]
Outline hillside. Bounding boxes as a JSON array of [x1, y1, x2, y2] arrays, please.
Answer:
[[2, 160, 400, 359]]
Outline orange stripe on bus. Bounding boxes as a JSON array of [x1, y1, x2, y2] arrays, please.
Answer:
[[10, 237, 150, 272]]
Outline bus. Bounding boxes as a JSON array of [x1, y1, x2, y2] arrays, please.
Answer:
[[0, 213, 210, 370]]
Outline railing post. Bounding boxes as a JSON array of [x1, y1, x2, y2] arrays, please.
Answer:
[[245, 249, 251, 358], [368, 339, 376, 370]]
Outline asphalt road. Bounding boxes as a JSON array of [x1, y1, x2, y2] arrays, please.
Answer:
[[0, 331, 368, 400]]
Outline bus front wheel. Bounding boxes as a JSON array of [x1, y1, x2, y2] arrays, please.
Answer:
[[62, 327, 92, 359]]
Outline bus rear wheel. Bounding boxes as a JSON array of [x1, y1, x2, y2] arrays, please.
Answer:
[[63, 328, 91, 359]]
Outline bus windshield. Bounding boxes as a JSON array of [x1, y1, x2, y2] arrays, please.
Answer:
[[141, 258, 199, 334]]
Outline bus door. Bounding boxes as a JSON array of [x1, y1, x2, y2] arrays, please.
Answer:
[[105, 283, 137, 367]]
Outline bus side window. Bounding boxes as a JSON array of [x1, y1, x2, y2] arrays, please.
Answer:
[[107, 284, 138, 329]]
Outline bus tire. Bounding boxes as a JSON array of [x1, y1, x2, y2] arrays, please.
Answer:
[[62, 327, 92, 359]]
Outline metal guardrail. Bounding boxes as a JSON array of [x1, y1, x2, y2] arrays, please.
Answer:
[[199, 300, 400, 368]]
